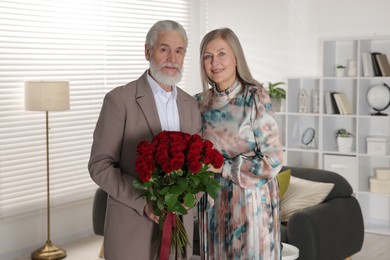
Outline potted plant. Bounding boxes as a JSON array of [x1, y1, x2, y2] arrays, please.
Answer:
[[335, 128, 354, 152], [336, 65, 346, 77], [267, 81, 286, 112]]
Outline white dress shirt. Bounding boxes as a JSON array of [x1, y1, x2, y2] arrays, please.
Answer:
[[147, 74, 180, 131]]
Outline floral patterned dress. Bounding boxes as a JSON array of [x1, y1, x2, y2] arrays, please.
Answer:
[[195, 82, 283, 260]]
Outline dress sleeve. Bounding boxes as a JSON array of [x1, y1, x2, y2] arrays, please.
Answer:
[[221, 87, 283, 189]]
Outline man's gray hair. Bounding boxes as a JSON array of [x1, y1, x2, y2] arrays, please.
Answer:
[[145, 20, 188, 54]]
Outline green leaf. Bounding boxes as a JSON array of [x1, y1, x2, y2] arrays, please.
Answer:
[[189, 174, 200, 186], [169, 185, 184, 195], [157, 198, 164, 211], [159, 186, 170, 195], [154, 206, 163, 217], [183, 193, 195, 208], [132, 179, 146, 190], [174, 204, 188, 215], [207, 183, 220, 199], [165, 193, 178, 209], [178, 177, 189, 190], [267, 81, 286, 99]]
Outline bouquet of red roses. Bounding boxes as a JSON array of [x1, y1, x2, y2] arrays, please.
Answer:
[[132, 131, 224, 260]]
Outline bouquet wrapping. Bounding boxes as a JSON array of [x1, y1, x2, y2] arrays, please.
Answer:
[[132, 131, 224, 260]]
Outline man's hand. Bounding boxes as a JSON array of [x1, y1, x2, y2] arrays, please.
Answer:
[[144, 201, 159, 224]]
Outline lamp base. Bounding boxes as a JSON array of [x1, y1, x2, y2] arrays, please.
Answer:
[[31, 240, 66, 260]]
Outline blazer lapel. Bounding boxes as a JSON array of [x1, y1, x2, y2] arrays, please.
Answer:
[[135, 71, 162, 136], [177, 89, 192, 133]]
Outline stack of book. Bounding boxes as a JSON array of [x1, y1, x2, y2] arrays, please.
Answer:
[[362, 52, 390, 77], [370, 168, 390, 194], [324, 91, 353, 114]]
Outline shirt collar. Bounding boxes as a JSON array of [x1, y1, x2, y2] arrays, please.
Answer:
[[147, 72, 177, 99]]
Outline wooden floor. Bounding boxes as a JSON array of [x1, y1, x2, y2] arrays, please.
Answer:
[[15, 232, 390, 260], [351, 232, 390, 260]]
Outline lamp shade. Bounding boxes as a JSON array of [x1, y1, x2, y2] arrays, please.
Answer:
[[25, 81, 70, 111]]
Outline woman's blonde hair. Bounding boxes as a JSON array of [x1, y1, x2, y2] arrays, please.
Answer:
[[199, 28, 263, 106]]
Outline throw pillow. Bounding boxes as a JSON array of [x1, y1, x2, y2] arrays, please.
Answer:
[[280, 176, 334, 222], [276, 169, 291, 199]]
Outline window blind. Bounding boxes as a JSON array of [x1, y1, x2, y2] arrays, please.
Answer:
[[0, 0, 199, 218]]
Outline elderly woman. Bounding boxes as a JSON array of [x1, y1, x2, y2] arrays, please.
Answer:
[[195, 28, 283, 260]]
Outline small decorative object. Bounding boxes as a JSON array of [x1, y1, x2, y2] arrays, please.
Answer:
[[366, 83, 390, 116], [298, 88, 308, 113], [266, 81, 286, 112], [335, 128, 354, 152], [311, 87, 319, 113], [346, 59, 357, 77], [366, 136, 390, 155], [301, 127, 316, 149], [132, 131, 223, 260], [336, 65, 346, 77]]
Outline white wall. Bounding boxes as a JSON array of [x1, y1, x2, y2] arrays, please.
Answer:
[[2, 1, 390, 258], [205, 0, 390, 84]]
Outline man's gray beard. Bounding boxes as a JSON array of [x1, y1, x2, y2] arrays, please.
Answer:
[[149, 61, 183, 86]]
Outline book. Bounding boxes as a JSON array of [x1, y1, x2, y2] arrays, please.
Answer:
[[324, 91, 334, 114], [361, 52, 374, 77], [333, 92, 353, 115], [376, 53, 390, 76], [371, 52, 382, 76], [330, 92, 341, 114]]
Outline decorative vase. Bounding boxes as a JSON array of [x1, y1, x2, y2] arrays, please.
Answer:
[[347, 60, 357, 77], [337, 137, 353, 152], [271, 98, 282, 112]]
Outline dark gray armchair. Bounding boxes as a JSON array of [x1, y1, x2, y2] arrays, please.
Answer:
[[279, 166, 364, 260]]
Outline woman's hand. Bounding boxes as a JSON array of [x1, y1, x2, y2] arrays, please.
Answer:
[[208, 165, 222, 174], [143, 201, 159, 224]]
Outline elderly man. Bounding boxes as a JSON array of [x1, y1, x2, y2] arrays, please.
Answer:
[[88, 20, 201, 260]]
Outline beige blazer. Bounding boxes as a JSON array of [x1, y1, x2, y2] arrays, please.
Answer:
[[88, 71, 202, 260]]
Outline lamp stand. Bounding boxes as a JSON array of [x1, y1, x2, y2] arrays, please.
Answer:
[[31, 111, 66, 260]]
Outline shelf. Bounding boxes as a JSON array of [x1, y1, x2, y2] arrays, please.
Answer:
[[284, 37, 390, 235]]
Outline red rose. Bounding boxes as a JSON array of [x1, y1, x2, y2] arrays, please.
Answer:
[[137, 141, 154, 156], [169, 131, 189, 141], [135, 158, 153, 182], [155, 149, 170, 165], [161, 161, 173, 173], [170, 141, 187, 154], [203, 140, 213, 150], [152, 131, 170, 147], [211, 149, 224, 168], [170, 153, 185, 171], [189, 138, 203, 152], [188, 160, 202, 173], [201, 149, 213, 164], [187, 149, 201, 162]]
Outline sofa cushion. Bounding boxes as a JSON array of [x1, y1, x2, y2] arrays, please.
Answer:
[[276, 169, 291, 199], [280, 176, 334, 222], [280, 166, 353, 200]]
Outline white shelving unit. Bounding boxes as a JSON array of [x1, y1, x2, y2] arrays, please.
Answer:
[[277, 37, 390, 235]]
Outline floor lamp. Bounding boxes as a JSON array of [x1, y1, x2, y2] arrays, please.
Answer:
[[25, 81, 70, 260]]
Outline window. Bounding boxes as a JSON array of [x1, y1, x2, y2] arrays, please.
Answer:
[[0, 0, 199, 218]]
